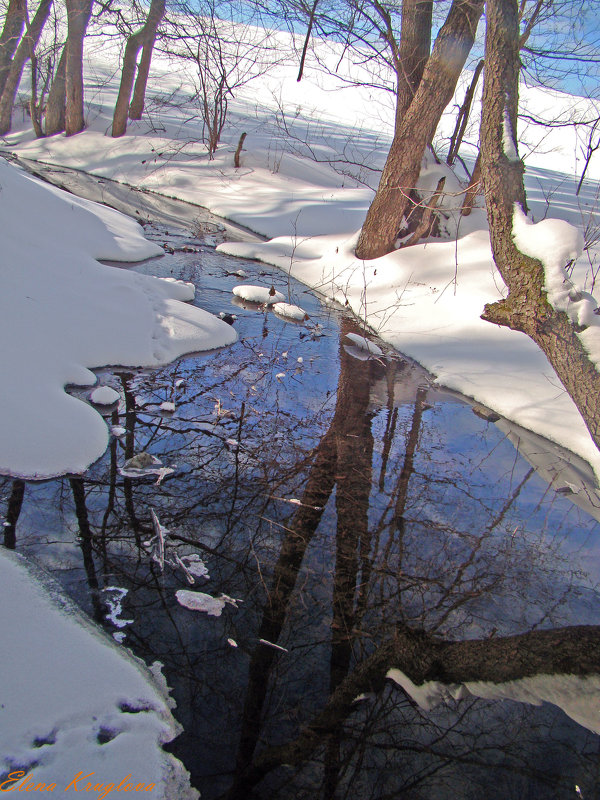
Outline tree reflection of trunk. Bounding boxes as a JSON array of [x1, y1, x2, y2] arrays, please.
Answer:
[[229, 426, 337, 794], [121, 374, 142, 543], [378, 361, 399, 491], [69, 477, 104, 623], [237, 622, 600, 790], [99, 407, 120, 562], [3, 478, 25, 549], [326, 325, 376, 797], [226, 321, 380, 800]]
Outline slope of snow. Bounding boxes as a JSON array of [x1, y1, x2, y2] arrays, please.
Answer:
[[0, 158, 236, 478], [2, 25, 599, 480], [0, 548, 198, 799]]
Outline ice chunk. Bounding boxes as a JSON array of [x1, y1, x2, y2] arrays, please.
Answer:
[[90, 386, 120, 405], [232, 284, 285, 304]]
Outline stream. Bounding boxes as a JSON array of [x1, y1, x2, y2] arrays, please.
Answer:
[[2, 162, 600, 799]]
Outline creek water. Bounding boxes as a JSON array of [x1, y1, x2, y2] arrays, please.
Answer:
[[3, 178, 600, 798]]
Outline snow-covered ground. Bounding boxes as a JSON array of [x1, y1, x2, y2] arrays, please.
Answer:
[[3, 29, 599, 482], [0, 22, 599, 794], [0, 157, 236, 479], [0, 548, 198, 798]]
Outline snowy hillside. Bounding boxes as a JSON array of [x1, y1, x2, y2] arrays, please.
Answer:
[[1, 26, 599, 483]]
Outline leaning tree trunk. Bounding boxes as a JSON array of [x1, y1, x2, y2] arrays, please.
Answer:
[[44, 43, 66, 134], [394, 0, 433, 131], [111, 0, 165, 137], [355, 0, 484, 261], [480, 0, 600, 450], [0, 0, 26, 96], [0, 0, 51, 135], [64, 0, 92, 136]]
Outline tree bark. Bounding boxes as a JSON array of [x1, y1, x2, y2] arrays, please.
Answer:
[[0, 0, 26, 96], [64, 0, 92, 136], [0, 0, 51, 135], [44, 43, 66, 135], [355, 0, 484, 260], [111, 0, 165, 137], [480, 0, 600, 451], [394, 0, 433, 130]]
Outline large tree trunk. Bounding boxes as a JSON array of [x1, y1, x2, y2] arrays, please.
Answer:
[[355, 0, 484, 260], [64, 0, 92, 136], [394, 0, 433, 130], [0, 0, 51, 135], [44, 43, 66, 134], [479, 0, 600, 450], [111, 0, 165, 137], [0, 0, 26, 95]]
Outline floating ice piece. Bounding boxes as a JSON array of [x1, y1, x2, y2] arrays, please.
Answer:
[[344, 333, 383, 356], [160, 401, 175, 412], [103, 586, 133, 629], [270, 495, 323, 511], [90, 386, 120, 405], [178, 554, 209, 581], [259, 639, 289, 653], [227, 638, 238, 648], [232, 284, 285, 304], [150, 509, 167, 570], [175, 590, 241, 616], [272, 302, 309, 322]]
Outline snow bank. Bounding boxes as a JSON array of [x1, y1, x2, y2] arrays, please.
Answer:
[[0, 158, 236, 478], [0, 548, 198, 798]]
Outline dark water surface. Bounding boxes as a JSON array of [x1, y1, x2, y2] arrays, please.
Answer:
[[3, 227, 600, 800]]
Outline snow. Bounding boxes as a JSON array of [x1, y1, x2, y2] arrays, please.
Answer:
[[0, 158, 237, 479], [0, 17, 598, 797], [344, 333, 384, 356], [502, 105, 520, 162], [387, 668, 600, 736], [232, 284, 285, 304], [175, 590, 240, 616], [0, 548, 198, 799], [272, 301, 309, 321], [90, 386, 121, 405]]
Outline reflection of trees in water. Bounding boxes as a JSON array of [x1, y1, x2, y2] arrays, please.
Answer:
[[2, 318, 600, 799]]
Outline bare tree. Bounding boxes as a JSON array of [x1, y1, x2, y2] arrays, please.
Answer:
[[0, 0, 26, 95], [480, 0, 600, 452], [0, 0, 52, 135], [64, 0, 92, 136], [355, 0, 484, 260], [111, 0, 166, 137]]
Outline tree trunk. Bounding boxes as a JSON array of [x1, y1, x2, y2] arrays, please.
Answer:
[[447, 57, 484, 165], [44, 43, 66, 134], [0, 0, 26, 96], [111, 0, 165, 136], [355, 0, 484, 261], [0, 0, 51, 135], [461, 149, 481, 215], [394, 0, 433, 130], [64, 0, 92, 136], [480, 0, 600, 451]]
